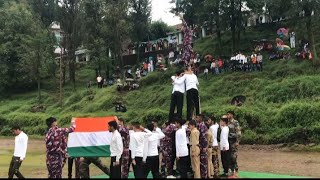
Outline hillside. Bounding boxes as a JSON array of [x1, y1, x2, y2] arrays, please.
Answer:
[[1, 19, 320, 145]]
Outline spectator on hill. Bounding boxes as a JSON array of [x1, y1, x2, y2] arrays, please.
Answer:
[[135, 69, 141, 80], [204, 67, 209, 80], [210, 61, 216, 75], [251, 52, 257, 71], [257, 53, 263, 71], [218, 58, 223, 74], [215, 60, 220, 75], [97, 75, 103, 88]]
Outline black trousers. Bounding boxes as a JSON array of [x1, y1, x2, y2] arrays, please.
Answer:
[[132, 157, 144, 178], [186, 88, 200, 120], [178, 156, 189, 178], [221, 150, 230, 174], [187, 145, 192, 173], [68, 157, 80, 178], [110, 156, 121, 178], [145, 155, 160, 178], [169, 91, 184, 121], [128, 150, 132, 171], [8, 156, 24, 179]]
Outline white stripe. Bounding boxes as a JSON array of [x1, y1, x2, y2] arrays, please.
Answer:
[[67, 131, 112, 148]]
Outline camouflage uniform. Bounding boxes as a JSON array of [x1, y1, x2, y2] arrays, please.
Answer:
[[118, 124, 130, 178], [197, 122, 208, 178], [212, 146, 219, 177], [79, 157, 110, 178], [45, 126, 74, 178], [228, 119, 241, 174], [182, 17, 194, 64], [161, 123, 176, 176]]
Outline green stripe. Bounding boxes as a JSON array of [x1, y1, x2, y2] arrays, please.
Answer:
[[67, 145, 110, 157]]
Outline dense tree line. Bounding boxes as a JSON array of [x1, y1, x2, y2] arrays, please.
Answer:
[[0, 0, 173, 102]]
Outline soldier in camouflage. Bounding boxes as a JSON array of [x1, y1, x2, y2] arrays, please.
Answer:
[[196, 114, 208, 178], [115, 117, 130, 178], [227, 111, 241, 177], [45, 117, 75, 178], [160, 121, 177, 177]]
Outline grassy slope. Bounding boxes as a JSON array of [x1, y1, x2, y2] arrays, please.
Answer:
[[1, 19, 320, 145]]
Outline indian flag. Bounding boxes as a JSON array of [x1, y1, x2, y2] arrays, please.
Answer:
[[67, 116, 115, 157]]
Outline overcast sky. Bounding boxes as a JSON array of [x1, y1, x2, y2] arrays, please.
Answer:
[[151, 0, 181, 26]]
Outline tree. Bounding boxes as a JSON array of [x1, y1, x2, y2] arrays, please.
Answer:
[[83, 0, 107, 74], [294, 0, 319, 61], [129, 0, 151, 64], [57, 0, 84, 90], [27, 0, 59, 28], [103, 0, 131, 80], [0, 0, 55, 99], [19, 24, 55, 104], [147, 20, 174, 41]]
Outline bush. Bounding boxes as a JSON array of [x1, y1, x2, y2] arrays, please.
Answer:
[[275, 102, 320, 128], [262, 76, 320, 103]]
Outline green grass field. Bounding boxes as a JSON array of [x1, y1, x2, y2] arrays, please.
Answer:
[[0, 18, 320, 146]]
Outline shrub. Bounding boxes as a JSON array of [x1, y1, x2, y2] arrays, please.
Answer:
[[275, 102, 320, 128]]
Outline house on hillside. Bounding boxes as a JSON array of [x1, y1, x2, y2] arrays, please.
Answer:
[[50, 21, 90, 63]]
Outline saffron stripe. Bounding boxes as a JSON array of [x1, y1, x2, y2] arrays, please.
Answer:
[[74, 116, 116, 132]]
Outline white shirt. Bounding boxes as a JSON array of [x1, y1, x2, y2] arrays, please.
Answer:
[[169, 51, 174, 58], [110, 130, 123, 162], [130, 129, 152, 159], [171, 75, 186, 94], [220, 126, 229, 151], [14, 131, 28, 160], [204, 68, 208, 73], [143, 128, 165, 161], [182, 124, 189, 144], [155, 127, 161, 147], [175, 128, 189, 157], [257, 55, 263, 62], [97, 76, 102, 83], [129, 130, 134, 151], [185, 73, 199, 91], [243, 57, 248, 64], [210, 123, 219, 147]]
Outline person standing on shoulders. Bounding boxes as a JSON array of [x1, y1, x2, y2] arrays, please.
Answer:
[[169, 70, 186, 121], [227, 111, 241, 178], [185, 65, 200, 121], [8, 125, 28, 179]]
